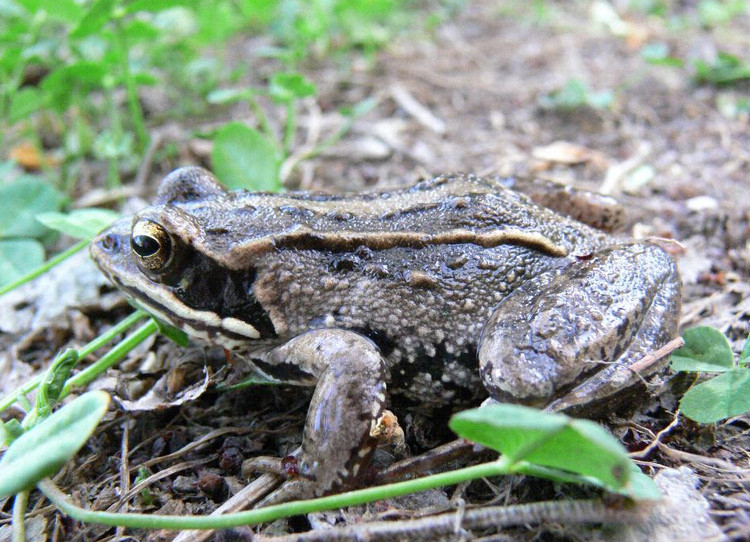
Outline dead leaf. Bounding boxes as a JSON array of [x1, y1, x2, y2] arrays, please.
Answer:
[[532, 140, 601, 165], [9, 141, 58, 171]]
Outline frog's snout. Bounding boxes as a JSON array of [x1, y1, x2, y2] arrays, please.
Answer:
[[96, 232, 121, 254]]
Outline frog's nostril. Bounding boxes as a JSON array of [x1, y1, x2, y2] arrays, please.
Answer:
[[99, 234, 120, 252]]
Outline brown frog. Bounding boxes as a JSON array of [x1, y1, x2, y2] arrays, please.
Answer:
[[90, 167, 681, 500]]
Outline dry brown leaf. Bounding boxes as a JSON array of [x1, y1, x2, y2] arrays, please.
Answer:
[[9, 141, 59, 170]]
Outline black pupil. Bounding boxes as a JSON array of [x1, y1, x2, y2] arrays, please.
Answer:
[[132, 235, 160, 257]]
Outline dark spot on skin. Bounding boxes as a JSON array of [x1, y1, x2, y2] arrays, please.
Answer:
[[330, 254, 359, 273], [251, 357, 313, 383], [351, 327, 397, 358], [325, 210, 354, 221], [355, 246, 373, 260], [363, 263, 389, 278], [279, 205, 315, 220], [611, 464, 625, 483], [206, 228, 229, 235]]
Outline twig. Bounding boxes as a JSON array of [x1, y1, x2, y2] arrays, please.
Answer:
[[171, 473, 282, 542], [115, 418, 131, 538], [628, 337, 684, 375], [133, 132, 163, 191], [373, 439, 477, 485], [390, 84, 446, 134], [629, 412, 681, 460], [258, 499, 645, 541]]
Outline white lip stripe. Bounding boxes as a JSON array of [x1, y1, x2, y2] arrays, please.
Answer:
[[222, 317, 260, 339], [119, 273, 260, 339]]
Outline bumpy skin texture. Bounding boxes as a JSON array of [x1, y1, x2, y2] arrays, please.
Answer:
[[91, 167, 681, 498]]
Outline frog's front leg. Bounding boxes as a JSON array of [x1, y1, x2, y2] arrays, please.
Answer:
[[256, 329, 387, 501], [478, 242, 681, 412]]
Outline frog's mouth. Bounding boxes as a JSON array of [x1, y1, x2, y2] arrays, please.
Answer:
[[91, 225, 277, 346]]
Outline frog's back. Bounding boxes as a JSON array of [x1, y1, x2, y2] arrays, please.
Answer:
[[171, 175, 605, 271]]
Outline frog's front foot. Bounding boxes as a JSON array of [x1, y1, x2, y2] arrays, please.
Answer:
[[255, 329, 388, 502], [479, 242, 681, 412]]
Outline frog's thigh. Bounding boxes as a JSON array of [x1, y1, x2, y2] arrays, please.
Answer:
[[260, 329, 386, 499], [478, 242, 680, 410]]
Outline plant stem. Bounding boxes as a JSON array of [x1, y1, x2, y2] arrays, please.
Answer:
[[283, 101, 296, 156], [113, 15, 149, 153], [0, 311, 148, 414], [104, 85, 123, 188], [0, 240, 89, 297], [11, 490, 29, 542], [60, 319, 157, 398], [38, 459, 515, 529], [247, 96, 275, 142], [79, 310, 149, 359]]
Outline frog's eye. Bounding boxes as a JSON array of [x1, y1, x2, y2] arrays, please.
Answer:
[[131, 219, 173, 272]]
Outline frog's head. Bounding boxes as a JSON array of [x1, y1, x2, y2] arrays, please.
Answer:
[[90, 167, 277, 346]]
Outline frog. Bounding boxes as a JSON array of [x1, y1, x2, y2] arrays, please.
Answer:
[[90, 167, 681, 500]]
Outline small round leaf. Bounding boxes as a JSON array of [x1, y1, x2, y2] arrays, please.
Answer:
[[671, 326, 734, 373], [211, 122, 281, 191], [679, 368, 750, 423], [450, 405, 632, 492]]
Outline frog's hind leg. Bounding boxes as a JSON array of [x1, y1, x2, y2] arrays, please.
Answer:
[[478, 242, 681, 413], [256, 329, 388, 502]]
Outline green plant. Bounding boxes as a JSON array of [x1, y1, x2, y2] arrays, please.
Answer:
[[0, 398, 660, 531], [694, 51, 750, 85], [640, 42, 685, 67], [698, 0, 748, 27], [207, 72, 318, 191], [539, 80, 614, 111], [671, 326, 750, 423], [0, 167, 66, 288], [208, 77, 376, 190], [0, 197, 117, 292]]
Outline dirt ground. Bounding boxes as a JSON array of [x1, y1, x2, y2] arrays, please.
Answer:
[[2, 1, 750, 540]]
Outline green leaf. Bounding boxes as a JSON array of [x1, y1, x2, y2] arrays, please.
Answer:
[[0, 177, 65, 239], [539, 79, 613, 111], [36, 209, 119, 241], [211, 122, 281, 191], [70, 0, 115, 39], [0, 391, 110, 497], [269, 72, 316, 104], [9, 87, 46, 123], [739, 334, 750, 366], [1, 419, 23, 446], [0, 0, 28, 18], [671, 326, 734, 373], [341, 96, 378, 118], [695, 52, 750, 85], [44, 0, 82, 22], [641, 42, 684, 67], [41, 62, 107, 112], [36, 349, 79, 417], [122, 19, 159, 41], [124, 0, 185, 14], [153, 318, 189, 347], [680, 368, 750, 423], [0, 239, 44, 287], [207, 88, 254, 104], [450, 405, 632, 492]]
